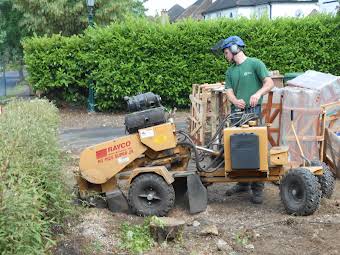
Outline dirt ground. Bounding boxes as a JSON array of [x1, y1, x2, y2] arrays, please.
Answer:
[[55, 108, 340, 255]]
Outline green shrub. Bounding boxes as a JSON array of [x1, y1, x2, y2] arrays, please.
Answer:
[[0, 99, 72, 255], [23, 15, 340, 111]]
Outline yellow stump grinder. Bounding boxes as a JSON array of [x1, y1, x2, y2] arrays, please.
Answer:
[[76, 92, 335, 216]]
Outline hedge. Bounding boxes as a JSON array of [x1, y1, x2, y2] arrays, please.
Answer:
[[0, 100, 71, 255], [23, 15, 340, 111]]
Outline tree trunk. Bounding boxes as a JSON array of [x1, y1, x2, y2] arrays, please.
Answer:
[[1, 60, 6, 96], [149, 217, 185, 243], [18, 58, 24, 82]]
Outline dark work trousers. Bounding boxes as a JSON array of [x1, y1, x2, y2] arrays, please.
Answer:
[[237, 181, 264, 192], [230, 105, 264, 192]]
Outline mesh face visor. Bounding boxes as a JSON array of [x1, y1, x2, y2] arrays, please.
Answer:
[[210, 39, 225, 57]]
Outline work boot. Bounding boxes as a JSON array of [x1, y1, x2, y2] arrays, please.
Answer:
[[225, 183, 250, 196], [250, 182, 264, 204]]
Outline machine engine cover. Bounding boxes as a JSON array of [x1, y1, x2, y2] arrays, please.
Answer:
[[125, 107, 167, 134], [230, 133, 260, 170]]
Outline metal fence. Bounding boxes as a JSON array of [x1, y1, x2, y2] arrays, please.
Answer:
[[0, 61, 30, 97], [0, 62, 6, 97]]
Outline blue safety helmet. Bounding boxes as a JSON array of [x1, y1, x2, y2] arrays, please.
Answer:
[[222, 36, 246, 50]]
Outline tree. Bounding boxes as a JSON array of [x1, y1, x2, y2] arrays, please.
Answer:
[[95, 0, 147, 26], [0, 0, 147, 80], [0, 29, 6, 56], [11, 0, 147, 36], [0, 29, 6, 81], [12, 0, 86, 36], [0, 0, 27, 80]]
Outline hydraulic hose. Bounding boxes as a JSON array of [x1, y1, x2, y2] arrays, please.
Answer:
[[178, 141, 225, 173], [176, 111, 259, 173]]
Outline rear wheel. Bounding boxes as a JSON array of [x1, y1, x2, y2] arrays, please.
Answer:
[[280, 168, 321, 216], [128, 173, 175, 216], [310, 160, 335, 199]]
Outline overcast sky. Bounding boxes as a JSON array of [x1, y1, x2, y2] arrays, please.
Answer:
[[144, 0, 196, 16]]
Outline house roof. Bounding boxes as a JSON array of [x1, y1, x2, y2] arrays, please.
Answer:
[[203, 0, 318, 14], [168, 4, 185, 22], [176, 0, 212, 21]]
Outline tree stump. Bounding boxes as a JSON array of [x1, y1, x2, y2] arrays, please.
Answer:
[[149, 217, 185, 243]]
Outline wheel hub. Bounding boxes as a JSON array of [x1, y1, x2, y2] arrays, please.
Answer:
[[292, 189, 297, 196], [289, 182, 303, 201], [138, 187, 161, 204], [147, 192, 154, 201]]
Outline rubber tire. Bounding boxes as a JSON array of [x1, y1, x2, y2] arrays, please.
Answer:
[[310, 160, 336, 199], [128, 173, 175, 216], [280, 168, 321, 216]]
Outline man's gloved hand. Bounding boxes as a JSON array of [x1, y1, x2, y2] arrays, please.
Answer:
[[234, 99, 246, 109], [250, 93, 261, 107]]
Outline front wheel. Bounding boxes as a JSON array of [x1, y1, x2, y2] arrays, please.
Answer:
[[280, 168, 321, 216], [128, 173, 175, 216]]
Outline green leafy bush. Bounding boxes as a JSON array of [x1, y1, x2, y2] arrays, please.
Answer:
[[0, 99, 72, 255], [23, 15, 340, 111]]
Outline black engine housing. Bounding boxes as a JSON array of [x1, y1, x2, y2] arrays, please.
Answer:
[[124, 107, 167, 134]]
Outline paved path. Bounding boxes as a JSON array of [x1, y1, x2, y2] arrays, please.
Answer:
[[59, 122, 187, 154]]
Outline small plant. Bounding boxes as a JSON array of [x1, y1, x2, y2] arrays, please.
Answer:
[[119, 218, 155, 254], [235, 232, 249, 246], [234, 228, 258, 247], [150, 215, 165, 228], [175, 229, 184, 244], [84, 240, 103, 255]]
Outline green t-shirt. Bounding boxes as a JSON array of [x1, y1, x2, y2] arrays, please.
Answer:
[[225, 57, 269, 108]]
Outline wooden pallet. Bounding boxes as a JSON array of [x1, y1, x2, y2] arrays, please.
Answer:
[[262, 91, 282, 147], [188, 85, 282, 146], [188, 83, 229, 145], [320, 101, 340, 160], [321, 101, 340, 177], [324, 128, 340, 178]]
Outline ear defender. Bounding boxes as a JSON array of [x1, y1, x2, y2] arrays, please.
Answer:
[[230, 44, 240, 55]]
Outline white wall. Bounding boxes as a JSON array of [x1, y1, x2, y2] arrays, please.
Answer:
[[204, 2, 322, 20], [204, 7, 238, 19], [319, 0, 339, 14], [237, 6, 255, 17], [220, 7, 238, 18], [255, 4, 269, 18], [204, 12, 218, 19], [204, 6, 254, 19], [271, 2, 319, 18]]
